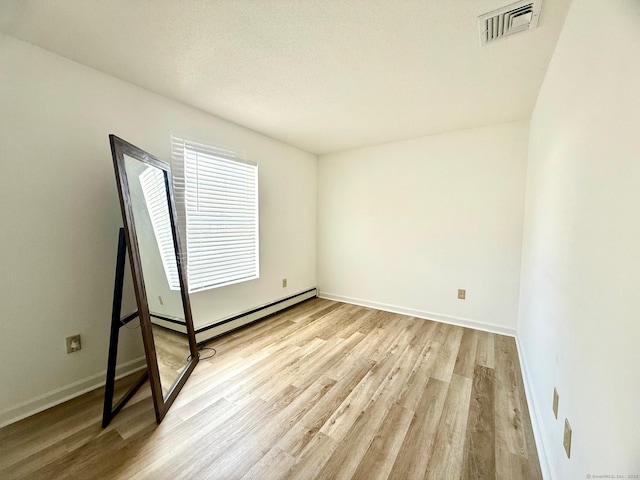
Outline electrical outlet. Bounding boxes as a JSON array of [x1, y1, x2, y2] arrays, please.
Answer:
[[282, 278, 287, 288], [553, 388, 559, 419], [563, 418, 572, 458], [458, 289, 466, 300], [66, 335, 81, 354]]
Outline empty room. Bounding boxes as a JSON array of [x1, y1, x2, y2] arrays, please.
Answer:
[[0, 0, 638, 479]]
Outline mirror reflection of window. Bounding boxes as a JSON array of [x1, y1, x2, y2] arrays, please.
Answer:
[[123, 155, 185, 323], [139, 167, 180, 291]]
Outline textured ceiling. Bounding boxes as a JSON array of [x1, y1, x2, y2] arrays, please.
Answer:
[[0, 0, 572, 155]]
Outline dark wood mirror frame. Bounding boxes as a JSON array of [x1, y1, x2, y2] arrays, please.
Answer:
[[108, 134, 199, 424]]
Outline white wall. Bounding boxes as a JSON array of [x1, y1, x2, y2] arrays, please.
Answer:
[[318, 121, 528, 333], [519, 0, 640, 478], [0, 34, 316, 423]]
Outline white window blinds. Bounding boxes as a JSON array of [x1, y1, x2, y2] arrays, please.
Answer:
[[172, 136, 259, 292], [139, 167, 180, 290]]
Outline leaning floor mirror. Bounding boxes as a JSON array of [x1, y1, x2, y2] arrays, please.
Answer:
[[106, 135, 199, 424]]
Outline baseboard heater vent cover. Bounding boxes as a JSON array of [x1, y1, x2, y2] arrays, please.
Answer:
[[195, 287, 317, 345]]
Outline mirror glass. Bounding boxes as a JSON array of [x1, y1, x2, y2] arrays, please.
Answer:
[[123, 155, 193, 398], [110, 135, 198, 423]]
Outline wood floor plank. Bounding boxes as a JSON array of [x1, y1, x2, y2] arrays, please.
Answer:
[[475, 331, 495, 369], [256, 336, 328, 403], [494, 335, 527, 457], [388, 378, 449, 480], [314, 338, 426, 480], [319, 354, 398, 443], [461, 365, 496, 480], [453, 328, 479, 379], [23, 428, 126, 480], [429, 324, 464, 382], [494, 334, 542, 480], [332, 305, 379, 340], [285, 432, 338, 480], [275, 362, 372, 458], [0, 299, 542, 480], [241, 447, 296, 480], [350, 403, 414, 480], [424, 374, 473, 480], [196, 376, 337, 479], [315, 398, 409, 480], [395, 322, 442, 412], [291, 331, 369, 391]]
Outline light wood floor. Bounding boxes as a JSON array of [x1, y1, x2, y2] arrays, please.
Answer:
[[0, 298, 541, 480]]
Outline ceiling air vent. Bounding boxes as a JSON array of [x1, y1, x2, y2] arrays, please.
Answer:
[[478, 0, 542, 46]]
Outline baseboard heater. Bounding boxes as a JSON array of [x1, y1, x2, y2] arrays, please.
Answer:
[[195, 287, 318, 345]]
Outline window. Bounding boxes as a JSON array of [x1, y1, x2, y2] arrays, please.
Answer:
[[172, 136, 259, 292]]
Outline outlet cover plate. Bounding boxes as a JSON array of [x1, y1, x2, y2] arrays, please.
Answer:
[[458, 289, 466, 300], [66, 335, 81, 354]]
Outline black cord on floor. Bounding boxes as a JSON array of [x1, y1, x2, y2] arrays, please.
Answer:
[[198, 347, 217, 360]]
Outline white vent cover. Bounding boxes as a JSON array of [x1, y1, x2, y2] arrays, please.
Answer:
[[478, 0, 542, 46]]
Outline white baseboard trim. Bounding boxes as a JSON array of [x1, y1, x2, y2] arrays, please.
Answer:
[[0, 356, 147, 429], [318, 292, 517, 337], [515, 337, 553, 480]]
